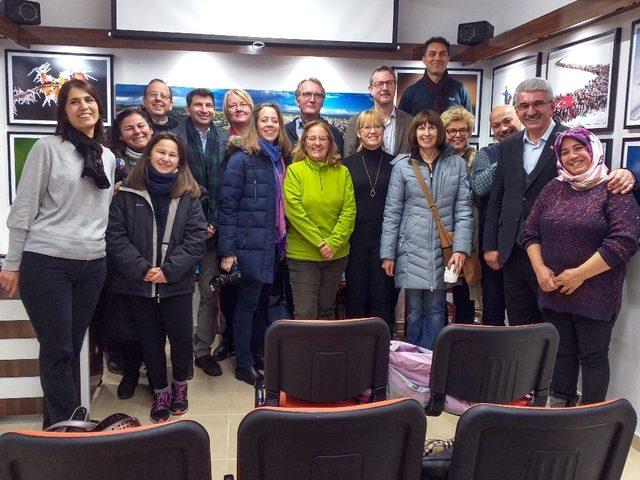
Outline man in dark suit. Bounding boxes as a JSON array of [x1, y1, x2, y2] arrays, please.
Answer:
[[483, 78, 636, 325], [285, 77, 344, 155], [344, 66, 413, 157]]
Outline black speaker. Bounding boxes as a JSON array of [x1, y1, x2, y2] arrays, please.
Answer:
[[457, 21, 494, 46], [1, 0, 41, 25]]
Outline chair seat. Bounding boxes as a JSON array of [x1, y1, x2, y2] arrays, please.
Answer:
[[421, 448, 453, 480]]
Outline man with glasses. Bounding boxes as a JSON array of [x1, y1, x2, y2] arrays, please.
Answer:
[[173, 88, 228, 377], [141, 78, 178, 132], [399, 36, 471, 115], [285, 77, 344, 155], [483, 78, 635, 326], [344, 66, 413, 156]]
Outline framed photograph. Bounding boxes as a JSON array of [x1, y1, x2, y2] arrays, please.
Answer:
[[469, 142, 479, 151], [546, 28, 621, 131], [7, 132, 47, 203], [624, 20, 640, 128], [393, 67, 482, 136], [621, 138, 640, 179], [600, 138, 613, 169], [491, 54, 542, 110], [6, 50, 113, 126]]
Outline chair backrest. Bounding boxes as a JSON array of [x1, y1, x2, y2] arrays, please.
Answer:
[[447, 399, 637, 480], [426, 323, 558, 415], [263, 317, 390, 404], [237, 398, 426, 480], [0, 420, 212, 480]]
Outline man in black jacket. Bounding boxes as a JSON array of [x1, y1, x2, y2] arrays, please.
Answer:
[[140, 78, 179, 132], [285, 77, 344, 155], [483, 78, 636, 325]]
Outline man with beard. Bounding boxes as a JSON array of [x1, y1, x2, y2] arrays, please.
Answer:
[[141, 78, 179, 132], [483, 78, 636, 326], [344, 66, 413, 156], [174, 88, 228, 376], [399, 36, 471, 115], [471, 104, 521, 325]]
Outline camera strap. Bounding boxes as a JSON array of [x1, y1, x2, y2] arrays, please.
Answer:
[[160, 198, 180, 265]]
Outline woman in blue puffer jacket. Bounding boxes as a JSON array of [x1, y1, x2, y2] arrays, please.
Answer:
[[380, 109, 473, 350]]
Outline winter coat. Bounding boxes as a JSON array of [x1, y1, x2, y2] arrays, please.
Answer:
[[218, 147, 280, 284], [106, 187, 207, 299], [380, 147, 473, 290]]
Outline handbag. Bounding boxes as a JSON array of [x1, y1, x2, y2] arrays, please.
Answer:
[[45, 406, 141, 432], [410, 159, 481, 285]]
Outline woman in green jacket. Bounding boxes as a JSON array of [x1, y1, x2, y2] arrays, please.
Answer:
[[284, 120, 356, 319]]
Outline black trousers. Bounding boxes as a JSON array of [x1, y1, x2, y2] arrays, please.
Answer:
[[19, 252, 106, 428], [502, 245, 542, 325], [451, 280, 475, 324], [543, 308, 615, 404], [124, 294, 193, 389], [478, 205, 506, 325], [345, 234, 398, 333]]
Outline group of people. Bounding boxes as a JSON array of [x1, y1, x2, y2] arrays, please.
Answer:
[[1, 34, 638, 428]]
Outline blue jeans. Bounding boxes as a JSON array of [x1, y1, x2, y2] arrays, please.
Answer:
[[233, 277, 271, 369], [405, 289, 446, 350]]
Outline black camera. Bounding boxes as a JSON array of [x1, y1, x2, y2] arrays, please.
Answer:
[[209, 264, 242, 292]]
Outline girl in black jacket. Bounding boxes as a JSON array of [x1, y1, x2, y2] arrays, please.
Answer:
[[107, 132, 207, 423]]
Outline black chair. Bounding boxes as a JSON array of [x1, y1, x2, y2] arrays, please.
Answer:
[[422, 399, 637, 480], [425, 323, 559, 416], [257, 317, 390, 407], [235, 398, 426, 480], [0, 419, 212, 480]]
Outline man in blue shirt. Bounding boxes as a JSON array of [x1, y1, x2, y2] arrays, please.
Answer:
[[398, 36, 471, 115]]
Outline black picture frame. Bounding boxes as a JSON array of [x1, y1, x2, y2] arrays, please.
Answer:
[[600, 138, 613, 169], [545, 28, 621, 132], [621, 137, 640, 178], [5, 49, 113, 126], [624, 19, 640, 129], [491, 53, 542, 109]]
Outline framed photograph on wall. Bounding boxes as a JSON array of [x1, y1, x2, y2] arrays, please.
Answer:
[[6, 50, 113, 126], [393, 66, 482, 136], [546, 28, 621, 131], [600, 138, 612, 169], [491, 53, 542, 109], [7, 132, 47, 203], [469, 141, 479, 151], [621, 138, 640, 179], [625, 20, 640, 128]]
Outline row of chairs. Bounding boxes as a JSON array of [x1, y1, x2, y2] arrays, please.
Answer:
[[1, 318, 637, 479]]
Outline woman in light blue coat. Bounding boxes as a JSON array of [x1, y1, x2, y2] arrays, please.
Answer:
[[380, 109, 473, 349]]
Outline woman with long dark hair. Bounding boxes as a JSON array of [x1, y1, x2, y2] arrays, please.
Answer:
[[0, 79, 115, 428], [107, 132, 207, 422]]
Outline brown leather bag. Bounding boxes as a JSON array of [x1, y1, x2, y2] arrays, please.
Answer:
[[410, 159, 481, 285]]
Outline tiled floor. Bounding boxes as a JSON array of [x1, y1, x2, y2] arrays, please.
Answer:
[[2, 359, 640, 478]]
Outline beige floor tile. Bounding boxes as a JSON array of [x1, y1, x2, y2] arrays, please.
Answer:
[[622, 445, 640, 479], [0, 414, 41, 434], [227, 414, 244, 459], [212, 459, 229, 479], [226, 458, 237, 477], [184, 414, 228, 460]]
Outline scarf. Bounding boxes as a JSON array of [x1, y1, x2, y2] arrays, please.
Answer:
[[185, 118, 220, 222], [146, 163, 177, 231], [67, 126, 110, 189], [259, 138, 287, 259], [423, 70, 452, 114], [553, 127, 608, 190], [125, 147, 143, 165]]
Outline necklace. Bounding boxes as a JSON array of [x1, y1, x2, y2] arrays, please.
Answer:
[[361, 151, 384, 197]]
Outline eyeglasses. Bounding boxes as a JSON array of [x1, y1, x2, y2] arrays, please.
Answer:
[[361, 125, 384, 131], [446, 127, 470, 136], [306, 135, 329, 143], [299, 92, 325, 100], [226, 102, 251, 111], [146, 91, 171, 101], [515, 100, 552, 112], [370, 80, 396, 89]]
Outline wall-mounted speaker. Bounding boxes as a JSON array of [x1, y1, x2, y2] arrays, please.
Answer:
[[1, 0, 41, 26], [457, 21, 494, 46]]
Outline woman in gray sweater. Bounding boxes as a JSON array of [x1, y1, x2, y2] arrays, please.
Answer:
[[0, 79, 115, 428]]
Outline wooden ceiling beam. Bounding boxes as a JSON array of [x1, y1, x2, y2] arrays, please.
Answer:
[[452, 0, 640, 64]]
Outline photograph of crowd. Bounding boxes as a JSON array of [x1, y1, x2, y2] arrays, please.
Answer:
[[625, 19, 640, 128], [546, 29, 620, 131], [115, 84, 374, 134], [6, 50, 113, 126], [491, 53, 541, 110]]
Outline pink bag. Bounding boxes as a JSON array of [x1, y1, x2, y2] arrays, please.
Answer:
[[388, 341, 472, 415]]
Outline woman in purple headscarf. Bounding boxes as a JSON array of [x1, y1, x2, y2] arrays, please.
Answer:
[[521, 126, 640, 406]]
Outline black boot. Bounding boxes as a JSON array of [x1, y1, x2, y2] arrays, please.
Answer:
[[235, 366, 264, 386], [213, 337, 235, 361], [117, 370, 140, 399]]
